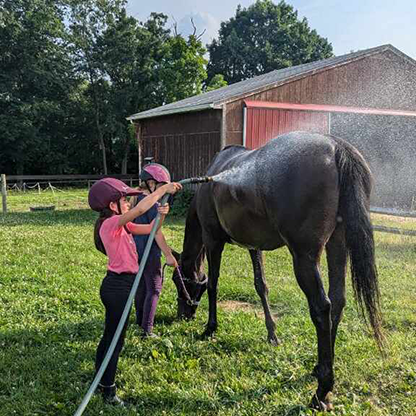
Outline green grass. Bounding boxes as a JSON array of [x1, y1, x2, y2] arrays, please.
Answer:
[[0, 190, 415, 415]]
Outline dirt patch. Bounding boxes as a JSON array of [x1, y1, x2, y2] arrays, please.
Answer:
[[219, 300, 281, 319]]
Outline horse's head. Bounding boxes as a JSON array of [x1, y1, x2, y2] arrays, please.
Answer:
[[171, 250, 208, 320]]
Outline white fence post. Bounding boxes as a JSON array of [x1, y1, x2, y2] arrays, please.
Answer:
[[1, 174, 7, 214]]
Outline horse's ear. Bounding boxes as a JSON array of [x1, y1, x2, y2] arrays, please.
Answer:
[[171, 250, 181, 261]]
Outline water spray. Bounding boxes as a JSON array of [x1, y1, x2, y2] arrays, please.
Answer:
[[74, 175, 212, 416]]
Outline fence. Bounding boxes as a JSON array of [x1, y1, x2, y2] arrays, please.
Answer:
[[1, 175, 416, 238], [5, 174, 139, 189], [1, 174, 6, 213], [1, 174, 140, 214]]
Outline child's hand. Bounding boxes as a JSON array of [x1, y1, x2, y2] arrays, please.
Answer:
[[165, 253, 178, 268], [164, 182, 182, 194], [157, 203, 170, 216]]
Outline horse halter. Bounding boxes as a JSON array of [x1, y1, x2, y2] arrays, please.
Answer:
[[163, 263, 205, 307]]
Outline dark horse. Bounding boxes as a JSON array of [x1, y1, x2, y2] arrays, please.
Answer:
[[172, 131, 383, 410]]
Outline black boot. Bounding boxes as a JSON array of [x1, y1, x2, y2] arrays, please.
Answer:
[[98, 384, 125, 406]]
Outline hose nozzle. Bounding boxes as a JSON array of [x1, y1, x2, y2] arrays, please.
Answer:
[[179, 176, 213, 185]]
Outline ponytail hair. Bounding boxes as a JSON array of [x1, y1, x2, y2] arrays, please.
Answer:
[[94, 207, 113, 255]]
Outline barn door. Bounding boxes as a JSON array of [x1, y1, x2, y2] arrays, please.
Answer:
[[244, 107, 329, 149]]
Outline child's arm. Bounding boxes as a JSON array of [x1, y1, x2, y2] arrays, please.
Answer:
[[125, 203, 169, 235], [127, 222, 153, 235], [118, 183, 181, 227], [155, 230, 178, 267]]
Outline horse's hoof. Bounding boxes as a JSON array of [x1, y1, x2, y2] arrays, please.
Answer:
[[184, 316, 195, 321], [310, 393, 333, 412], [200, 329, 215, 340], [268, 336, 281, 346]]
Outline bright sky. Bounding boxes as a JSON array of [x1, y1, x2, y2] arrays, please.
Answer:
[[126, 0, 416, 60]]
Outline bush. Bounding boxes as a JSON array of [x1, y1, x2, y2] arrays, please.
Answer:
[[170, 187, 195, 217]]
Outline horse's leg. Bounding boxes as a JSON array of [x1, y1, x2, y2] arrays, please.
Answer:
[[203, 241, 225, 338], [292, 251, 333, 411], [326, 225, 347, 360], [249, 249, 280, 346]]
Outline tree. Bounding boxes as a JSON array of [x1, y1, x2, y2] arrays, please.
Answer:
[[157, 33, 207, 104], [66, 0, 129, 174], [97, 12, 207, 173], [207, 0, 333, 84], [0, 0, 76, 174], [0, 1, 209, 175], [204, 74, 228, 92]]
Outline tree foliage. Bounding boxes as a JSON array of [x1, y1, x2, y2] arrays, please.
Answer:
[[207, 0, 333, 84], [0, 0, 334, 175], [0, 0, 207, 175], [0, 0, 76, 174], [204, 74, 228, 92]]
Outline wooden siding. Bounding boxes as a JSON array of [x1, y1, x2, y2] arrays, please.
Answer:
[[225, 51, 416, 146], [139, 109, 222, 179], [245, 108, 328, 148]]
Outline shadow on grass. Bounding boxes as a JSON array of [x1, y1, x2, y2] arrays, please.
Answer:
[[1, 210, 186, 228], [0, 209, 95, 226], [377, 239, 416, 258], [125, 382, 313, 416], [0, 318, 103, 413], [0, 314, 319, 415], [154, 312, 178, 326]]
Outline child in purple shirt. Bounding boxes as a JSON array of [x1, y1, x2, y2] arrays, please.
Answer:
[[132, 163, 178, 338]]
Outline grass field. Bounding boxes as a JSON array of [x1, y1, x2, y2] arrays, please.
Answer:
[[1, 190, 415, 415]]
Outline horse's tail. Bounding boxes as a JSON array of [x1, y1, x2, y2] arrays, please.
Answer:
[[332, 136, 384, 351]]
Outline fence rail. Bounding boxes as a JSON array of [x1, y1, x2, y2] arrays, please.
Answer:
[[1, 174, 141, 213], [1, 173, 416, 240], [1, 174, 7, 213], [6, 174, 138, 185], [3, 174, 140, 193]]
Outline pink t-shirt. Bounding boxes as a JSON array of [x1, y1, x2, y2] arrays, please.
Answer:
[[99, 215, 139, 274]]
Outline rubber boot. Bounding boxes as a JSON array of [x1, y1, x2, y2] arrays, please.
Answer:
[[98, 384, 125, 406]]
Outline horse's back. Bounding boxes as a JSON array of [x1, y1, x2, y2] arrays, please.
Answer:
[[197, 131, 340, 250]]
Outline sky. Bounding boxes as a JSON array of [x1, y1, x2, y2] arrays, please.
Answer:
[[126, 0, 416, 60]]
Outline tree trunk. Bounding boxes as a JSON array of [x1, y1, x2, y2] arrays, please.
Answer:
[[121, 138, 129, 174], [95, 115, 108, 175], [89, 71, 108, 175]]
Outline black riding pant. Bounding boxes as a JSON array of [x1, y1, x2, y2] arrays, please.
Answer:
[[95, 271, 135, 386]]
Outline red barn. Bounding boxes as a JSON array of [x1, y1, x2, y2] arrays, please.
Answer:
[[128, 45, 416, 209]]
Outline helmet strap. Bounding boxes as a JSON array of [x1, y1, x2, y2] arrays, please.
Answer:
[[145, 181, 154, 194]]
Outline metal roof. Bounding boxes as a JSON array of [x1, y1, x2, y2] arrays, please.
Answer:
[[127, 44, 415, 121]]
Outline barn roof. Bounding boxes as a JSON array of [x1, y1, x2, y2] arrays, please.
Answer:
[[127, 44, 415, 121]]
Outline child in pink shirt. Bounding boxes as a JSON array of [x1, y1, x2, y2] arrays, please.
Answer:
[[88, 178, 181, 405]]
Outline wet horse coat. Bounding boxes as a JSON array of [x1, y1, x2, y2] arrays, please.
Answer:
[[173, 131, 383, 409]]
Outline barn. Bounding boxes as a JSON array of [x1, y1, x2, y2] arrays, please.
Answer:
[[128, 44, 416, 209]]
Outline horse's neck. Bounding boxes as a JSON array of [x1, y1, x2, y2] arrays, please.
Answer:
[[181, 200, 204, 275]]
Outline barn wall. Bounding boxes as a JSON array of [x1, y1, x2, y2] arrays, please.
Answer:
[[139, 109, 222, 180], [245, 108, 329, 148], [225, 51, 416, 146]]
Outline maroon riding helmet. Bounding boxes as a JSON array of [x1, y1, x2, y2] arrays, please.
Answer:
[[140, 163, 171, 193], [88, 178, 141, 212]]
